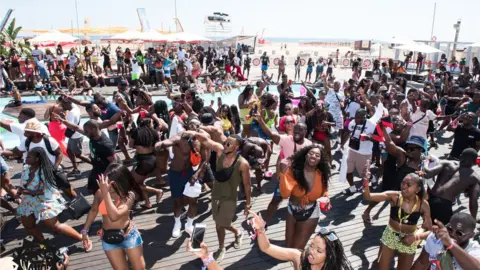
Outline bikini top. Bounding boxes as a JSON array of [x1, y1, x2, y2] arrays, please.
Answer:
[[280, 168, 328, 206], [99, 199, 121, 216], [389, 194, 422, 226]]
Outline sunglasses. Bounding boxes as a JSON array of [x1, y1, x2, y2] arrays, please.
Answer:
[[223, 141, 233, 147], [319, 227, 338, 241], [285, 120, 294, 124], [446, 224, 466, 237], [285, 107, 292, 111], [406, 146, 422, 152]]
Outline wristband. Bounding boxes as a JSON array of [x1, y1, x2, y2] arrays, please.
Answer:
[[202, 253, 214, 266], [362, 180, 369, 187], [81, 229, 89, 235], [445, 241, 454, 250]]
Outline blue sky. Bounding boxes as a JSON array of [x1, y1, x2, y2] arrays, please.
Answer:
[[2, 0, 480, 42]]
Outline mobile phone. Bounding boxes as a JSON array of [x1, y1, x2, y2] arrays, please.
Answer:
[[191, 223, 206, 251]]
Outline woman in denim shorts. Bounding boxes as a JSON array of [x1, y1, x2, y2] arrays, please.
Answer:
[[81, 163, 145, 270]]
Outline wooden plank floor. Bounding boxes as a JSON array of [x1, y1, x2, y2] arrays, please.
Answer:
[[1, 134, 479, 270], [2, 100, 89, 121]]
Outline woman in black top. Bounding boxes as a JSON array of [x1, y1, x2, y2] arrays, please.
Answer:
[[403, 51, 413, 70], [364, 165, 431, 270]]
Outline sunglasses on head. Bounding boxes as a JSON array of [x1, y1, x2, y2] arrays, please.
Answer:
[[319, 227, 338, 241], [285, 120, 294, 124], [446, 224, 466, 237]]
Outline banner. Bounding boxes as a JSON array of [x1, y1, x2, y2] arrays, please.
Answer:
[[137, 8, 151, 32]]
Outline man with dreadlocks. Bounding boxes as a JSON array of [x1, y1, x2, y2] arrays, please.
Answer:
[[128, 118, 164, 209], [155, 116, 211, 238]]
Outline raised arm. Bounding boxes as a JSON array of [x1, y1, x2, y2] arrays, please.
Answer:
[[62, 94, 90, 107], [52, 112, 85, 135], [423, 161, 445, 179], [252, 114, 281, 144], [362, 161, 399, 202], [381, 124, 407, 163]]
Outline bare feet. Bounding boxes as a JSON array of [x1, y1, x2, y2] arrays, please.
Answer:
[[362, 212, 372, 228]]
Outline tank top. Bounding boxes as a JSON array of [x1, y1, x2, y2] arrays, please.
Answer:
[[212, 154, 245, 201]]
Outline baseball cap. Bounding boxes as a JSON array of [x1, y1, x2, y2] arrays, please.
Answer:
[[24, 119, 44, 134], [200, 113, 215, 125]]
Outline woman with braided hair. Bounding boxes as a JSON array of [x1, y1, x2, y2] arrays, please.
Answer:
[[128, 118, 164, 209], [17, 148, 86, 248]]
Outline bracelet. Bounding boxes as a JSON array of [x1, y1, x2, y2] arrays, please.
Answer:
[[362, 180, 369, 187], [81, 229, 89, 235], [445, 241, 454, 250], [256, 227, 266, 234], [202, 253, 214, 266]]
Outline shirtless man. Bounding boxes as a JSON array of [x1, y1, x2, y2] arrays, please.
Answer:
[[155, 116, 211, 238], [423, 148, 480, 225], [239, 137, 271, 193]]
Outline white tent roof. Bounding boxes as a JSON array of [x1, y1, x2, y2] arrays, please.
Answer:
[[139, 30, 168, 42], [469, 42, 480, 47], [29, 30, 78, 47], [381, 37, 416, 45], [393, 42, 443, 53], [167, 32, 211, 44], [106, 30, 143, 41]]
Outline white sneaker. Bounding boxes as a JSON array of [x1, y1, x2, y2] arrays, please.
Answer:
[[172, 222, 181, 238], [185, 223, 194, 236]]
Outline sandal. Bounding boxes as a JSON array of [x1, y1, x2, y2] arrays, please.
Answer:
[[156, 190, 164, 204], [67, 169, 81, 177], [84, 239, 93, 252]]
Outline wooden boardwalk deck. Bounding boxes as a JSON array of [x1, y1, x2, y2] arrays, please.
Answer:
[[1, 137, 479, 270]]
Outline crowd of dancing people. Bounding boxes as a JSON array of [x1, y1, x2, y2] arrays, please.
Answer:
[[1, 42, 480, 270]]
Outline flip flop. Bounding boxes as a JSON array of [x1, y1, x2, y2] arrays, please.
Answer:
[[140, 204, 153, 210], [84, 239, 93, 253]]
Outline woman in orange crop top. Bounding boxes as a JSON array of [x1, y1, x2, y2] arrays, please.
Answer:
[[81, 163, 145, 270], [280, 144, 331, 249]]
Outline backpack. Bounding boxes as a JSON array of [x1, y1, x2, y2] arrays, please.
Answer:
[[25, 135, 56, 156]]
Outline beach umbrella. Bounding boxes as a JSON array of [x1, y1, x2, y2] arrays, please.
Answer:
[[468, 42, 480, 47], [29, 30, 78, 47], [167, 32, 211, 44], [393, 43, 443, 54]]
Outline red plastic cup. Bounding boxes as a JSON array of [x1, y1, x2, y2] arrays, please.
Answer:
[[139, 111, 147, 118], [116, 123, 123, 129], [319, 197, 330, 212], [476, 157, 480, 165]]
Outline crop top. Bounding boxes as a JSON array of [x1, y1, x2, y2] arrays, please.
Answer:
[[280, 168, 328, 206], [99, 199, 121, 216], [389, 194, 422, 226]]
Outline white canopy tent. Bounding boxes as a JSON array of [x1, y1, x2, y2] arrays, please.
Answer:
[[393, 42, 444, 54], [167, 32, 211, 44], [468, 42, 480, 47], [105, 30, 143, 41], [138, 30, 168, 42], [29, 30, 78, 47]]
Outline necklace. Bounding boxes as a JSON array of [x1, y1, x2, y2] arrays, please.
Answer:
[[398, 194, 419, 234]]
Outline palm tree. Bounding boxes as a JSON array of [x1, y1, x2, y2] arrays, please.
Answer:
[[0, 18, 31, 57]]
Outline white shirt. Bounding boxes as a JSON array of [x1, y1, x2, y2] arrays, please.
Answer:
[[410, 109, 436, 138], [32, 49, 44, 60], [177, 50, 185, 61], [348, 119, 376, 155], [46, 54, 55, 62], [424, 233, 480, 270], [132, 62, 140, 75], [185, 60, 193, 73], [233, 56, 240, 66], [325, 90, 344, 117], [66, 104, 83, 139], [10, 119, 51, 148], [346, 101, 361, 118], [18, 135, 59, 165]]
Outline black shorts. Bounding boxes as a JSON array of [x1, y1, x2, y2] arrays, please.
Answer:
[[11, 61, 20, 68], [134, 153, 156, 176], [427, 120, 435, 133], [428, 194, 453, 225], [103, 61, 111, 70]]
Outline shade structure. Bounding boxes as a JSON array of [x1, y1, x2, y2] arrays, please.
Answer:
[[381, 37, 416, 45], [469, 42, 480, 47], [29, 30, 78, 47], [138, 30, 168, 42], [167, 32, 211, 44], [393, 42, 443, 54], [105, 30, 144, 41]]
